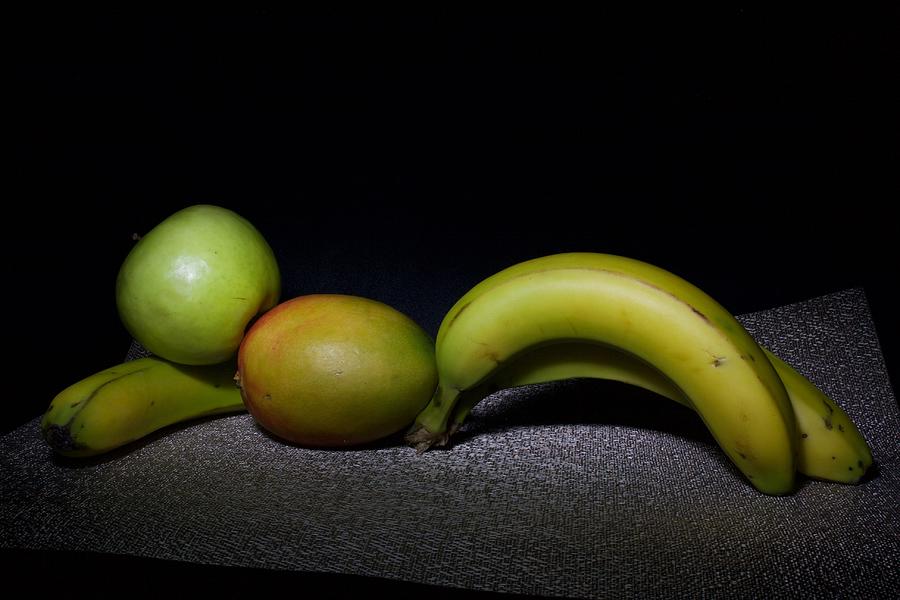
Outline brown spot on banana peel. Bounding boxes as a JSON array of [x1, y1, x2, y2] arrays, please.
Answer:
[[485, 349, 504, 366], [733, 440, 754, 462], [817, 397, 837, 430], [476, 342, 505, 367]]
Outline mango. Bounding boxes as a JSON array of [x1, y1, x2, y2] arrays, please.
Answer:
[[236, 294, 438, 446]]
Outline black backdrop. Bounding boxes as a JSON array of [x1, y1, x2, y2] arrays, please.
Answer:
[[7, 11, 900, 598], [9, 13, 897, 434]]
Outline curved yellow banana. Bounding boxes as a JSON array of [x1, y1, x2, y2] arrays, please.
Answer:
[[486, 343, 690, 406], [407, 252, 798, 495], [41, 357, 244, 457], [764, 351, 872, 482], [449, 342, 872, 484]]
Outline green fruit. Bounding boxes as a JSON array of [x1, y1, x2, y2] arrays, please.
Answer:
[[409, 252, 798, 495], [236, 294, 438, 447], [447, 342, 872, 484], [41, 357, 244, 457], [116, 205, 281, 365]]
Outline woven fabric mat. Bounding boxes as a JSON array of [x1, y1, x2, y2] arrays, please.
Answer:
[[2, 288, 898, 598]]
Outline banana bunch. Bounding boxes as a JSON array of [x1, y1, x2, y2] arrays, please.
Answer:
[[42, 357, 244, 457], [406, 253, 873, 495]]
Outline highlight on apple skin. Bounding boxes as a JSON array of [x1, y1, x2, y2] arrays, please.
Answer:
[[116, 204, 281, 365]]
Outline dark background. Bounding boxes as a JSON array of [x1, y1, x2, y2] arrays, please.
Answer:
[[10, 11, 898, 433], [7, 10, 898, 597]]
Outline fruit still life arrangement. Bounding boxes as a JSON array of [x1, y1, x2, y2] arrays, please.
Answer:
[[41, 205, 873, 495]]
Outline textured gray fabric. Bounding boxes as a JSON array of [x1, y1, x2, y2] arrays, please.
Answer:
[[2, 288, 898, 598]]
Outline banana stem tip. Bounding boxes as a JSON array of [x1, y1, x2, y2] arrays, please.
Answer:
[[405, 424, 457, 453]]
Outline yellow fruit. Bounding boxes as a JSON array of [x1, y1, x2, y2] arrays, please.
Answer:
[[236, 294, 437, 446]]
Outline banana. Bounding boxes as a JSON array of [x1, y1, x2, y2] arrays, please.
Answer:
[[406, 252, 799, 495], [449, 343, 692, 419], [41, 356, 245, 457], [764, 351, 873, 483], [446, 342, 872, 484]]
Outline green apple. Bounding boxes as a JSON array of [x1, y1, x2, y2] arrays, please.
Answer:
[[116, 204, 281, 365]]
